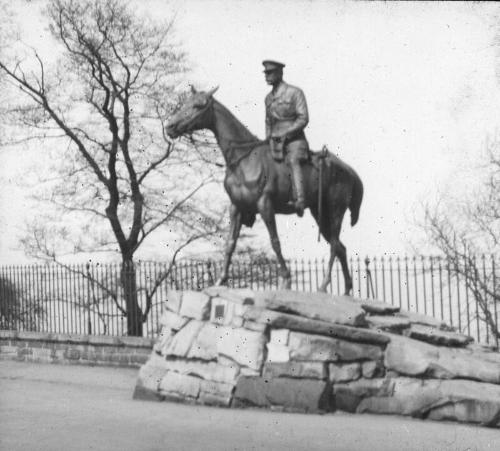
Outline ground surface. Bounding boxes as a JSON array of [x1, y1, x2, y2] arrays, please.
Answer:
[[1, 361, 499, 451]]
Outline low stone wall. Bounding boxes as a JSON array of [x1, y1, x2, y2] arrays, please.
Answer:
[[134, 288, 500, 428], [0, 330, 153, 368]]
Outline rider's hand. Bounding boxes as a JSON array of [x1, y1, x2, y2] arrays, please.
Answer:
[[271, 131, 287, 141]]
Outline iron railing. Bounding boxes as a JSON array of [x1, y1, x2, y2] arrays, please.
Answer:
[[0, 256, 498, 345]]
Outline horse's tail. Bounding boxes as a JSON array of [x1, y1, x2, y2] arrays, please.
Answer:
[[349, 171, 363, 226]]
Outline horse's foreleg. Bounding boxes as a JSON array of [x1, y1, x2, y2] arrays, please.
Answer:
[[336, 241, 353, 295], [216, 204, 242, 286], [318, 255, 333, 293], [257, 195, 291, 289]]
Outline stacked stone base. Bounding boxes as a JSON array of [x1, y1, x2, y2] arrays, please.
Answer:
[[134, 288, 500, 427]]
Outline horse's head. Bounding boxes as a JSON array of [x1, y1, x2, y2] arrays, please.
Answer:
[[165, 86, 218, 138]]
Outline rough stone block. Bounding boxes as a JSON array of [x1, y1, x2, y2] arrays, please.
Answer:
[[158, 371, 201, 399], [430, 350, 500, 384], [243, 308, 389, 345], [357, 299, 401, 315], [164, 320, 204, 358], [159, 310, 189, 331], [199, 379, 234, 406], [153, 329, 175, 355], [289, 331, 383, 362], [230, 316, 244, 328], [384, 336, 438, 375], [252, 290, 366, 327], [356, 378, 500, 427], [136, 353, 169, 392], [233, 376, 332, 412], [240, 367, 261, 377], [367, 315, 410, 332], [178, 290, 211, 320], [405, 324, 473, 347], [333, 378, 394, 412], [397, 311, 448, 330], [217, 355, 241, 373], [263, 361, 326, 380], [164, 289, 183, 313], [361, 360, 384, 378], [217, 326, 266, 371], [243, 321, 268, 333], [266, 343, 290, 363], [164, 359, 239, 384], [329, 362, 362, 383], [270, 329, 290, 345], [132, 385, 165, 402], [187, 322, 218, 361], [198, 392, 232, 407], [385, 336, 500, 384]]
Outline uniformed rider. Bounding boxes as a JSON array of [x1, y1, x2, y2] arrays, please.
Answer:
[[263, 59, 309, 217]]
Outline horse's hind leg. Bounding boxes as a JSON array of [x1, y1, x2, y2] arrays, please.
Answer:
[[318, 207, 353, 295], [257, 195, 291, 289], [216, 204, 242, 286], [335, 239, 352, 295]]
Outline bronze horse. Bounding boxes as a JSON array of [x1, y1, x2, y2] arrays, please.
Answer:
[[166, 87, 363, 294]]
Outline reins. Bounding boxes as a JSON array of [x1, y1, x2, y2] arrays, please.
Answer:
[[226, 139, 265, 169]]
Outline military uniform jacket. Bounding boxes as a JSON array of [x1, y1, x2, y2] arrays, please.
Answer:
[[265, 82, 309, 141]]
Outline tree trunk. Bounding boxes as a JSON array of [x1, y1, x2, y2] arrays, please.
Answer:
[[121, 259, 143, 336]]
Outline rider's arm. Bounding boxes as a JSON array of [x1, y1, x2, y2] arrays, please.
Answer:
[[265, 98, 272, 139], [284, 88, 309, 138]]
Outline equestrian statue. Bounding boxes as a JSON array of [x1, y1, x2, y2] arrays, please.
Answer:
[[166, 60, 363, 294]]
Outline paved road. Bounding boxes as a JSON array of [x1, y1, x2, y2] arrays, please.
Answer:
[[0, 361, 499, 451]]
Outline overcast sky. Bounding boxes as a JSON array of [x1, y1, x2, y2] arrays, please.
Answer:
[[1, 0, 500, 264]]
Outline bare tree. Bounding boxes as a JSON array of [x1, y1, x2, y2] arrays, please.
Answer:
[[0, 0, 225, 335], [422, 133, 500, 344]]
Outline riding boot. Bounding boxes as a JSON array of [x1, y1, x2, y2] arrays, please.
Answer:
[[291, 162, 306, 217]]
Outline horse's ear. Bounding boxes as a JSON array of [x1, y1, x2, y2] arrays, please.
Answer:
[[190, 84, 197, 94], [207, 86, 219, 97]]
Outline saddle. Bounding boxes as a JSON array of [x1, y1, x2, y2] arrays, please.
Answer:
[[270, 137, 315, 165]]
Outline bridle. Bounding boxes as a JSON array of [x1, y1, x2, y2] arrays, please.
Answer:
[[177, 95, 265, 170], [184, 96, 215, 132]]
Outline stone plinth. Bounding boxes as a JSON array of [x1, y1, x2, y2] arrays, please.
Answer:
[[134, 288, 500, 427]]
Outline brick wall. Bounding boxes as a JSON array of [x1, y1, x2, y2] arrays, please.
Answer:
[[0, 330, 154, 368]]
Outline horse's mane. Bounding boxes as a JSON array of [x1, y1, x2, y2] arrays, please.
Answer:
[[213, 98, 260, 143]]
